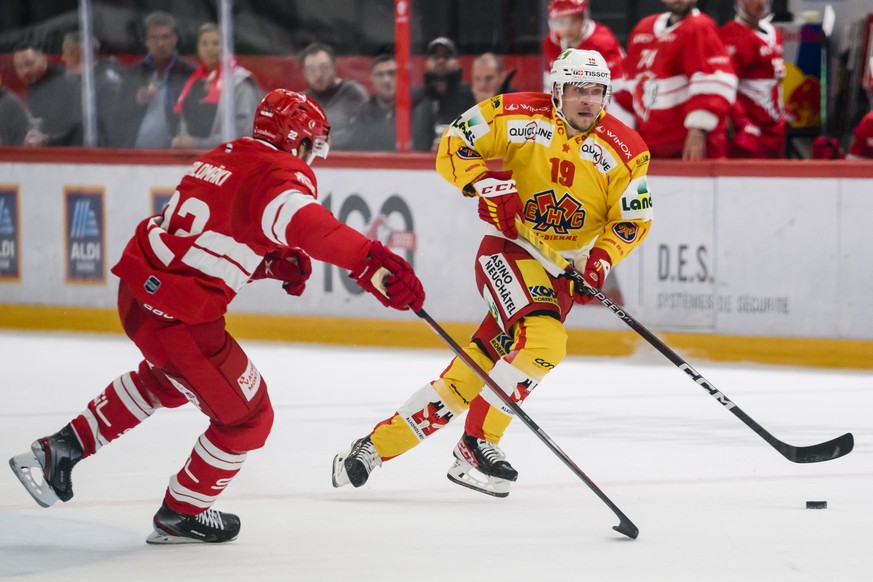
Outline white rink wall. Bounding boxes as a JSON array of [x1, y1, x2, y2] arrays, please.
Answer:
[[0, 156, 871, 341]]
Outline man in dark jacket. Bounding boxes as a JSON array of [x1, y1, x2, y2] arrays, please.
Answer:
[[350, 54, 397, 151], [13, 42, 81, 147], [411, 37, 475, 152], [0, 73, 30, 146], [118, 11, 195, 148]]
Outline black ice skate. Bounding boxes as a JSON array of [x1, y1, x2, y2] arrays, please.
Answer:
[[146, 502, 241, 544], [332, 436, 382, 488], [447, 433, 518, 498], [9, 424, 84, 508]]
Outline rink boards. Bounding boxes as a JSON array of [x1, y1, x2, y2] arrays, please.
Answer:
[[0, 151, 870, 368]]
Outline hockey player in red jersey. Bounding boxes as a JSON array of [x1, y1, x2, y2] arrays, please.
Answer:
[[8, 89, 425, 544], [718, 0, 787, 158], [848, 111, 873, 159], [332, 49, 653, 498], [619, 0, 737, 159], [542, 0, 634, 126]]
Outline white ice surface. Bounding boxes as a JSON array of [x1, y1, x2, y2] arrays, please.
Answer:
[[0, 330, 870, 581]]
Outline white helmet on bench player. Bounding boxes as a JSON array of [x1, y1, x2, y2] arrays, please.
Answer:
[[549, 49, 611, 127]]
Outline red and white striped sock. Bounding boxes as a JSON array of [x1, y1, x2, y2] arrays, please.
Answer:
[[164, 432, 247, 515], [69, 371, 157, 457]]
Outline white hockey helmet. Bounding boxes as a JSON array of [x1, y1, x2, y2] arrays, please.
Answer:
[[549, 48, 611, 125]]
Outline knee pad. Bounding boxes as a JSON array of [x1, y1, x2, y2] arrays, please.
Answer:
[[396, 382, 465, 441], [206, 393, 274, 453], [507, 315, 567, 380]]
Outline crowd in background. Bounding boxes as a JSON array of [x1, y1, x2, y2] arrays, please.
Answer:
[[0, 1, 871, 159]]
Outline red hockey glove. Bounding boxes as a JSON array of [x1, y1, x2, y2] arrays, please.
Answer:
[[473, 171, 522, 239], [572, 247, 611, 305], [251, 247, 312, 297], [350, 241, 425, 311]]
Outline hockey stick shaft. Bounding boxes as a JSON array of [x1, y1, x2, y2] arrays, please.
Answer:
[[414, 307, 639, 540], [514, 219, 853, 464]]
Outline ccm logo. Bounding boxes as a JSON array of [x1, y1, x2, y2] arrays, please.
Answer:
[[480, 183, 514, 195], [476, 177, 518, 197]]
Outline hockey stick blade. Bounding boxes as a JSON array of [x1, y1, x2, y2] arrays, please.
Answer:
[[512, 218, 855, 465], [415, 307, 639, 540], [776, 432, 853, 464]]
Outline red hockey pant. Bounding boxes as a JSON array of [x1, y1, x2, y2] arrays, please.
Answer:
[[69, 282, 273, 514]]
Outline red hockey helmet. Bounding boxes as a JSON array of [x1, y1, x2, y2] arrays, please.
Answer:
[[252, 89, 330, 162], [548, 0, 588, 19]]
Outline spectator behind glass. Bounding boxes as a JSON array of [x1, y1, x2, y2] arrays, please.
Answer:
[[0, 72, 30, 146], [171, 23, 262, 149], [300, 42, 368, 151], [61, 32, 125, 147], [118, 11, 196, 149], [13, 42, 81, 147], [471, 53, 517, 104], [542, 0, 633, 126], [719, 0, 787, 158], [621, 0, 737, 160], [412, 37, 475, 152], [350, 54, 397, 151]]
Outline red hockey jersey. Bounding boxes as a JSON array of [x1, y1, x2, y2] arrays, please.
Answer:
[[718, 18, 786, 157], [849, 111, 873, 159], [542, 20, 633, 125], [112, 137, 371, 323], [621, 10, 737, 158]]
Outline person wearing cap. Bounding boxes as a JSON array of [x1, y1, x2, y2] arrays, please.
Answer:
[[332, 49, 653, 499], [411, 36, 475, 152], [542, 0, 634, 126]]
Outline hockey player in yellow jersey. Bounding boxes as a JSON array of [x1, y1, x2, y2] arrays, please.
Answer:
[[333, 49, 653, 497]]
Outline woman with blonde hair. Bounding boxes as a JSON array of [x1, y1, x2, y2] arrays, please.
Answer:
[[171, 23, 261, 149]]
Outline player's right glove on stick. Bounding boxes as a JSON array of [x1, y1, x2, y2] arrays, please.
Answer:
[[572, 247, 611, 305], [351, 241, 425, 311], [472, 170, 522, 239]]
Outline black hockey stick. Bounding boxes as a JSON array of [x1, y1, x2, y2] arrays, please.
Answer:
[[515, 219, 854, 464], [414, 307, 639, 540]]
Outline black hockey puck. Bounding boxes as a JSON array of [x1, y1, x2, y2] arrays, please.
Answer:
[[806, 500, 827, 509]]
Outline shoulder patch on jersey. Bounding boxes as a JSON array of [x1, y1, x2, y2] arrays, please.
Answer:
[[594, 116, 649, 165], [450, 106, 490, 147], [456, 146, 482, 160], [501, 92, 553, 116], [612, 222, 638, 243], [295, 171, 315, 196], [619, 177, 653, 221], [507, 119, 554, 146], [580, 137, 619, 173]]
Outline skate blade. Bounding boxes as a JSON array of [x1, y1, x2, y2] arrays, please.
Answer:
[[8, 451, 59, 508], [145, 528, 238, 545], [331, 452, 351, 488], [446, 460, 510, 498]]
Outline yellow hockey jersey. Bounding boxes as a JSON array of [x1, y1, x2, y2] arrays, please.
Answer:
[[436, 91, 653, 270]]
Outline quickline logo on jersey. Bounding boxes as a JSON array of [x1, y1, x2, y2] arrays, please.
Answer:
[[0, 189, 19, 280], [579, 137, 618, 173], [65, 189, 106, 283], [507, 119, 554, 146], [524, 190, 586, 235]]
